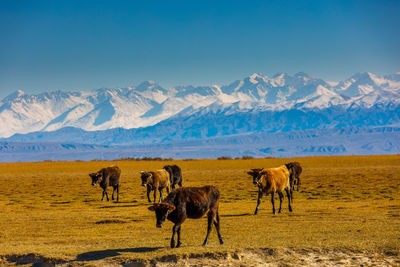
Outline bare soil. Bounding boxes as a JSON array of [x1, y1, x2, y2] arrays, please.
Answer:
[[1, 248, 399, 266]]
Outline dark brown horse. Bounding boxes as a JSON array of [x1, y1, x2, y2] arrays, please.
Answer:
[[285, 162, 303, 192], [89, 165, 121, 202], [148, 186, 224, 248]]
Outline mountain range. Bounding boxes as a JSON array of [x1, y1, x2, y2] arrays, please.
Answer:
[[0, 72, 399, 161]]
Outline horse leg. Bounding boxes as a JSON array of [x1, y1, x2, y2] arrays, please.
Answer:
[[254, 189, 263, 215], [146, 187, 152, 203], [104, 189, 109, 201], [203, 211, 215, 246], [154, 187, 157, 203], [278, 191, 284, 213], [290, 188, 293, 205], [171, 224, 178, 248], [116, 184, 119, 202], [112, 186, 116, 200], [290, 186, 294, 203], [176, 225, 182, 248], [297, 177, 301, 191], [285, 187, 293, 212], [290, 174, 294, 192], [159, 188, 163, 203], [271, 192, 276, 214], [213, 210, 224, 244]]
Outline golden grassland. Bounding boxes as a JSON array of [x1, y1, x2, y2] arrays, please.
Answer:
[[0, 155, 399, 264]]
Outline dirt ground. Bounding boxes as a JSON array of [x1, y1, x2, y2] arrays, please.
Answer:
[[1, 248, 399, 266]]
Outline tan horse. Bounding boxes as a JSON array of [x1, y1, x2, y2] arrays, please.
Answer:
[[247, 165, 292, 215]]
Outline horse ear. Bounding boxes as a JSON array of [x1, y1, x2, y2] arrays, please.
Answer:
[[247, 171, 253, 176], [168, 205, 176, 212], [148, 205, 156, 211], [140, 171, 144, 174]]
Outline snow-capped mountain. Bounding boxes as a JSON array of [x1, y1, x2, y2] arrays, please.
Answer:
[[0, 72, 399, 139]]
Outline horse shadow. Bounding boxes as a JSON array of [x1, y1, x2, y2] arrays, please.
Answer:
[[99, 204, 143, 209], [76, 247, 162, 261], [221, 213, 251, 218]]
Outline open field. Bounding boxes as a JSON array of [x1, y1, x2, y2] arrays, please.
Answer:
[[0, 155, 399, 266]]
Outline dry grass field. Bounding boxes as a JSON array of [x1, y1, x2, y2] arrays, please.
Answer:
[[0, 155, 399, 266]]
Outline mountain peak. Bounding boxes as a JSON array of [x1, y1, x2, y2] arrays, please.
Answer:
[[143, 80, 156, 85], [137, 80, 155, 86], [2, 90, 25, 102], [350, 72, 374, 80], [272, 72, 288, 79], [249, 73, 263, 79], [248, 73, 266, 84], [135, 80, 160, 92], [294, 72, 311, 78]]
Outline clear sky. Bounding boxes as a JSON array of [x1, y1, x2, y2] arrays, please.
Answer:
[[0, 0, 399, 99]]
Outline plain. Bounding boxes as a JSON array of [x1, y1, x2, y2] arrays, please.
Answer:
[[0, 155, 399, 265]]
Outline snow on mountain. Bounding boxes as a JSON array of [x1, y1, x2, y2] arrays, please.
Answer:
[[220, 72, 335, 106], [0, 72, 399, 138], [332, 72, 389, 97], [293, 85, 344, 109], [350, 88, 400, 109], [0, 90, 88, 136], [134, 81, 169, 103]]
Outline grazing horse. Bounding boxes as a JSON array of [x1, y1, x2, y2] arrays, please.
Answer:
[[247, 166, 292, 215], [148, 186, 224, 248], [285, 162, 302, 192], [89, 165, 121, 202], [140, 169, 171, 203], [163, 165, 183, 189]]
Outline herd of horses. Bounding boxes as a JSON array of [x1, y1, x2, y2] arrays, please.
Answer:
[[89, 162, 302, 248]]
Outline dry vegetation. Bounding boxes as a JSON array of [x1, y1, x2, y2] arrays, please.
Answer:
[[0, 155, 399, 266]]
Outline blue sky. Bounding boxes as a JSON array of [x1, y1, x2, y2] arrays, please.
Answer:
[[0, 0, 399, 99]]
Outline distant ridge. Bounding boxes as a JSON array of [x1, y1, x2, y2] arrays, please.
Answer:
[[2, 104, 399, 146], [0, 126, 399, 162], [1, 72, 399, 161], [1, 72, 399, 138]]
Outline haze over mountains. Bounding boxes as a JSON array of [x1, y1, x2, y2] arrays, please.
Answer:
[[1, 72, 399, 161]]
